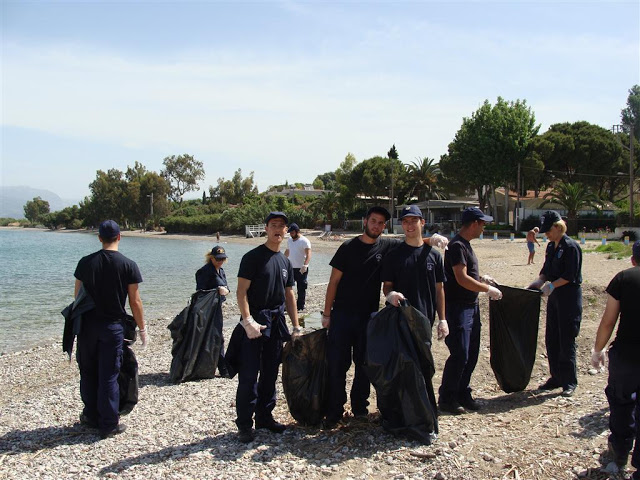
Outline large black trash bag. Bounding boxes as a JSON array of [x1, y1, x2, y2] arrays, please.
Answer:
[[119, 315, 139, 415], [168, 289, 222, 383], [489, 285, 541, 393], [364, 303, 438, 444], [282, 329, 328, 426]]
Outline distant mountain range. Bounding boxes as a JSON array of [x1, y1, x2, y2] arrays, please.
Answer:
[[0, 186, 79, 219]]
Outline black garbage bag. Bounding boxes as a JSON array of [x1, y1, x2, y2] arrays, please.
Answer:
[[119, 315, 139, 415], [364, 303, 438, 444], [168, 289, 222, 383], [489, 285, 541, 393], [282, 329, 328, 426]]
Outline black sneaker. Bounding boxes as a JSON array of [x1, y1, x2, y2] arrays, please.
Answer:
[[607, 440, 629, 467], [321, 418, 340, 430], [255, 417, 286, 433], [238, 427, 255, 443], [100, 423, 127, 439], [439, 401, 466, 415], [459, 396, 481, 411], [79, 413, 98, 429], [561, 386, 576, 397], [537, 379, 561, 391]]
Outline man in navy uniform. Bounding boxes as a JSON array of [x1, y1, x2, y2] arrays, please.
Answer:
[[592, 240, 640, 477], [235, 212, 302, 443], [74, 220, 147, 439]]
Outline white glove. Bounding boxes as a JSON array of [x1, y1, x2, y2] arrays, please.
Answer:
[[430, 233, 449, 249], [541, 282, 555, 298], [487, 286, 503, 300], [385, 291, 405, 307], [591, 348, 606, 370], [321, 313, 331, 328], [241, 316, 266, 339], [291, 326, 302, 339], [437, 320, 449, 341], [139, 327, 149, 348], [218, 286, 230, 296], [528, 278, 544, 290], [480, 275, 496, 286], [300, 265, 308, 274]]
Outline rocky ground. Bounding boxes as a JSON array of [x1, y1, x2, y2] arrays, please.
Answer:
[[0, 236, 637, 480]]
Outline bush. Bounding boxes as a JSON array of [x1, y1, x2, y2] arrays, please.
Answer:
[[161, 214, 223, 234], [621, 230, 638, 242], [520, 215, 540, 232]]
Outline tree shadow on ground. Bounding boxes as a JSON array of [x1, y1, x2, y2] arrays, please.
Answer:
[[0, 423, 99, 454], [572, 407, 609, 439]]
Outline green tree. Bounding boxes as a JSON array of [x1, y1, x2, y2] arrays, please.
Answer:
[[440, 97, 539, 210], [539, 182, 600, 235], [85, 169, 130, 226], [311, 191, 341, 226], [23, 197, 50, 223], [621, 84, 640, 141], [210, 169, 258, 205], [161, 154, 205, 202], [407, 157, 444, 201]]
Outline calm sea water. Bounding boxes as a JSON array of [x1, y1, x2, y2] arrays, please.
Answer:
[[0, 229, 334, 354]]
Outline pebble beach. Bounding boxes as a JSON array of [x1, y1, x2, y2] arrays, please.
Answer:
[[0, 233, 636, 480]]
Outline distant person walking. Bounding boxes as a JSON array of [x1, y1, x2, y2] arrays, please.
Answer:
[[439, 207, 502, 415], [233, 212, 301, 443], [591, 240, 640, 476], [73, 220, 147, 439], [526, 226, 541, 265], [195, 245, 231, 377], [528, 210, 582, 398], [284, 223, 312, 312]]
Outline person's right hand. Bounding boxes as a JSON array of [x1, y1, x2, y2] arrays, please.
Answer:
[[218, 286, 230, 296], [321, 313, 331, 329], [385, 291, 405, 307], [139, 328, 149, 348], [437, 320, 449, 340], [480, 275, 496, 286], [487, 286, 503, 300], [241, 316, 266, 339], [527, 279, 544, 290], [591, 348, 606, 370]]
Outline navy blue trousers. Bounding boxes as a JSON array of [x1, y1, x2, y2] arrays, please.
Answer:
[[235, 331, 283, 430], [292, 268, 308, 311], [439, 302, 481, 404], [545, 288, 581, 389], [606, 347, 640, 472], [326, 310, 371, 421], [76, 319, 124, 433]]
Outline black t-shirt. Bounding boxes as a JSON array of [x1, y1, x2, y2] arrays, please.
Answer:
[[195, 262, 227, 301], [540, 234, 582, 284], [237, 244, 294, 312], [444, 234, 479, 305], [381, 242, 445, 324], [74, 249, 143, 321], [606, 266, 640, 358], [330, 237, 398, 314]]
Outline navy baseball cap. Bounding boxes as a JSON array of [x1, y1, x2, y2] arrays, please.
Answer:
[[211, 245, 227, 259], [366, 206, 391, 220], [399, 204, 424, 219], [633, 240, 640, 260], [98, 220, 120, 238], [539, 210, 562, 233], [265, 211, 288, 225], [287, 223, 300, 233], [461, 207, 493, 224]]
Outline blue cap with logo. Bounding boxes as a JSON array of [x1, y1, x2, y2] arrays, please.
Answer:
[[461, 207, 493, 224], [539, 210, 562, 233], [399, 204, 424, 219]]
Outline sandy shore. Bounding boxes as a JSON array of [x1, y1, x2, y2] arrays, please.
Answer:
[[0, 236, 636, 479]]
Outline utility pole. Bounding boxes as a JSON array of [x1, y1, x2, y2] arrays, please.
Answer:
[[516, 163, 521, 231], [147, 192, 154, 217], [613, 123, 635, 226]]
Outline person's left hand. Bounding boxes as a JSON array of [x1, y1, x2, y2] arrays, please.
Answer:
[[386, 291, 405, 307], [300, 265, 308, 274], [480, 275, 496, 286], [321, 313, 331, 329], [218, 286, 230, 296], [430, 234, 449, 249], [591, 348, 606, 370], [541, 282, 555, 297], [139, 327, 149, 348], [487, 286, 503, 300], [291, 326, 302, 339], [437, 320, 449, 341]]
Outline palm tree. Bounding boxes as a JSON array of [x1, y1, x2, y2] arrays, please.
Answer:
[[312, 191, 341, 227], [539, 182, 601, 235], [407, 157, 445, 201]]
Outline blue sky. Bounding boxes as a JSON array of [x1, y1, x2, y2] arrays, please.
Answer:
[[2, 0, 639, 202]]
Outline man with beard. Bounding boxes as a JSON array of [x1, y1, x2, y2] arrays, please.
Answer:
[[284, 223, 312, 312], [321, 206, 448, 429]]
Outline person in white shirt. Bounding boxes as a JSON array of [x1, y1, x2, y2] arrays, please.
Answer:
[[284, 223, 312, 312]]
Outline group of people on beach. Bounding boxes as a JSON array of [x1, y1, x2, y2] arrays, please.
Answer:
[[72, 208, 640, 478]]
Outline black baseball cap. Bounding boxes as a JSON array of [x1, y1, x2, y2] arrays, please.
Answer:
[[265, 211, 288, 225], [288, 223, 300, 233], [461, 207, 493, 224], [399, 204, 423, 219], [633, 240, 640, 261], [366, 206, 391, 221], [99, 220, 120, 238], [211, 245, 227, 259], [539, 210, 562, 233]]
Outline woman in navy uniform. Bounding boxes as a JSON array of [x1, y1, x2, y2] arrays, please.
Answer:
[[528, 211, 582, 397], [195, 245, 230, 377]]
